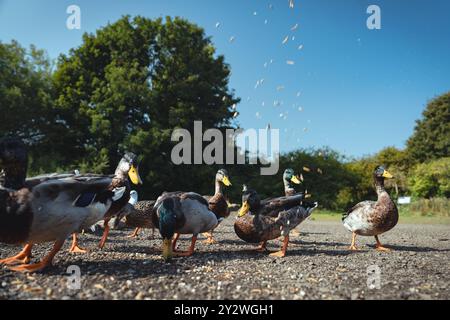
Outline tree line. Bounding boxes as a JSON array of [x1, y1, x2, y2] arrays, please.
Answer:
[[0, 16, 448, 210]]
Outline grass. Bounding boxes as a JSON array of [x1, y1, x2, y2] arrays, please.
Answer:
[[311, 208, 450, 225]]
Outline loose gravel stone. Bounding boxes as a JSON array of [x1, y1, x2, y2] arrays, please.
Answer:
[[0, 215, 449, 300]]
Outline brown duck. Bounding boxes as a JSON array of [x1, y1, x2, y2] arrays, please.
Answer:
[[234, 186, 317, 257], [124, 197, 157, 239], [342, 166, 398, 251]]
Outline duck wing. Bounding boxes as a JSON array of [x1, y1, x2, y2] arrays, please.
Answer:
[[156, 191, 209, 209], [26, 176, 117, 242], [260, 193, 305, 217], [342, 201, 376, 222], [275, 202, 318, 235]]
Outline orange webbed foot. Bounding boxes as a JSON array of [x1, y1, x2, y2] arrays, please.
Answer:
[[375, 245, 391, 252], [9, 261, 51, 273], [0, 256, 31, 265], [269, 250, 286, 258], [69, 245, 88, 254]]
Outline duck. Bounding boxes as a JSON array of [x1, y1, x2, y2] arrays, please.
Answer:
[[152, 191, 219, 260], [283, 168, 302, 196], [96, 152, 143, 249], [0, 178, 125, 272], [0, 137, 142, 260], [124, 197, 157, 239], [203, 169, 232, 244], [234, 185, 318, 257], [342, 166, 398, 251]]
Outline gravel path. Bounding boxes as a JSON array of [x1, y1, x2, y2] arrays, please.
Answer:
[[0, 213, 449, 300]]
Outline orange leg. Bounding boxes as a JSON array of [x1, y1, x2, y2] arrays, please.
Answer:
[[172, 233, 180, 251], [0, 244, 33, 265], [375, 235, 391, 252], [127, 228, 140, 238], [202, 231, 217, 244], [69, 233, 87, 253], [98, 218, 111, 249], [174, 235, 197, 257], [349, 232, 359, 251], [270, 235, 289, 257], [9, 240, 65, 273]]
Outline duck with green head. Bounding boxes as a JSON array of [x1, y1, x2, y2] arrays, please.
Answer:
[[153, 192, 219, 260]]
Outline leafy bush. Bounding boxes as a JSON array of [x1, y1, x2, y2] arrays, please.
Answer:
[[408, 158, 450, 198]]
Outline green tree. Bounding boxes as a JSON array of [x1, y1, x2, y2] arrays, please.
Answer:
[[53, 16, 239, 197], [408, 157, 450, 198], [407, 92, 450, 162]]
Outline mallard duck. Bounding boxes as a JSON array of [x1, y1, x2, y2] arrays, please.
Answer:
[[152, 191, 219, 260], [234, 186, 317, 257], [342, 166, 398, 251], [124, 198, 157, 239], [203, 169, 232, 244], [0, 137, 131, 272], [283, 168, 301, 196], [0, 179, 124, 272], [112, 190, 138, 229], [96, 152, 143, 249], [0, 137, 141, 254]]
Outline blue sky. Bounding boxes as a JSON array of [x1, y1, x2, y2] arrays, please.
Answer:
[[1, 0, 449, 158]]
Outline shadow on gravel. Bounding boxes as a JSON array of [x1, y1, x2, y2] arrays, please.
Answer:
[[287, 248, 353, 257], [289, 239, 349, 247], [369, 244, 450, 252]]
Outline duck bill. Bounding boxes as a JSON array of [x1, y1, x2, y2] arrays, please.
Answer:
[[222, 176, 232, 186], [238, 201, 250, 217], [128, 165, 143, 185], [290, 175, 301, 184], [162, 239, 173, 261], [382, 170, 394, 179]]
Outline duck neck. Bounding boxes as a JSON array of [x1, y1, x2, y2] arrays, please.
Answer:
[[374, 176, 386, 197], [114, 165, 128, 182], [215, 180, 223, 195]]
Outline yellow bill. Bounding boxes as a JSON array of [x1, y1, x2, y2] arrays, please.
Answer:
[[162, 239, 173, 261], [382, 170, 394, 179], [128, 165, 143, 185], [238, 200, 250, 217], [222, 176, 232, 186], [290, 175, 301, 184]]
